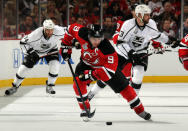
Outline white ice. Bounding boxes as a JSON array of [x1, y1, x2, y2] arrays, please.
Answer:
[[0, 83, 188, 131]]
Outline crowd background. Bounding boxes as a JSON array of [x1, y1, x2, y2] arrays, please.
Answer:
[[0, 0, 188, 39]]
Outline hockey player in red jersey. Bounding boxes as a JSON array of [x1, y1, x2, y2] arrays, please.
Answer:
[[179, 34, 188, 70], [60, 23, 151, 121]]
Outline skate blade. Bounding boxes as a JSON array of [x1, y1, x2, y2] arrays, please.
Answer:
[[82, 117, 90, 122], [88, 109, 96, 118], [45, 93, 55, 97]]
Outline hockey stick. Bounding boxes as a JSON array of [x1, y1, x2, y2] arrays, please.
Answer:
[[40, 51, 59, 58], [67, 60, 95, 118], [141, 44, 177, 59], [40, 45, 75, 58]]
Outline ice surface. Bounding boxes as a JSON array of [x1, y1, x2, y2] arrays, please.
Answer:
[[0, 83, 188, 131]]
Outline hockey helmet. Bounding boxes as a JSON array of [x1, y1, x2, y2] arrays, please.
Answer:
[[135, 4, 151, 18], [88, 24, 103, 38], [43, 19, 55, 30]]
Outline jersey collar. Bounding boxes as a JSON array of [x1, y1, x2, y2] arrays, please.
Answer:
[[43, 30, 50, 40], [135, 19, 146, 31]]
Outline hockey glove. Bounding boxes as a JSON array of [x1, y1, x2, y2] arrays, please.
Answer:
[[151, 40, 164, 54], [27, 48, 40, 63], [60, 43, 72, 61], [72, 39, 81, 49], [128, 49, 141, 63], [166, 36, 180, 48], [79, 70, 97, 81]]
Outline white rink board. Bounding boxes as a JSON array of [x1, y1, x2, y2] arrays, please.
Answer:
[[0, 40, 187, 80], [0, 40, 80, 80]]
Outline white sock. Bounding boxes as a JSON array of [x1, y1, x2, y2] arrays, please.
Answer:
[[13, 65, 30, 87], [48, 60, 59, 85], [90, 83, 103, 95]]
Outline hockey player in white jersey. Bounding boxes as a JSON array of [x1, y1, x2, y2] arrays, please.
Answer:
[[5, 19, 66, 95], [87, 4, 179, 100]]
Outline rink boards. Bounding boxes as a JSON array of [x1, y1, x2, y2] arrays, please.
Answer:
[[0, 40, 188, 87]]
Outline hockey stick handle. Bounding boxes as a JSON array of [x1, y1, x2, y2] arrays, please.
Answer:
[[40, 46, 74, 58], [40, 51, 59, 58], [67, 60, 90, 117], [142, 45, 175, 59]]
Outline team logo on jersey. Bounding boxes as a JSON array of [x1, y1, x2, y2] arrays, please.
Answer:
[[83, 51, 92, 60], [83, 51, 99, 64], [132, 36, 144, 47], [73, 26, 80, 31], [92, 58, 99, 64], [40, 41, 51, 49], [82, 43, 88, 50]]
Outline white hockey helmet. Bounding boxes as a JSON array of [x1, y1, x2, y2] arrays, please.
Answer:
[[43, 19, 55, 30], [135, 4, 151, 19]]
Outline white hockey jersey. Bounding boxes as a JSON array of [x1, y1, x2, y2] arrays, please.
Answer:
[[115, 18, 169, 59], [20, 25, 66, 56]]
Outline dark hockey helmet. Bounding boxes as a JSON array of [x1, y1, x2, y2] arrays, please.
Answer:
[[88, 24, 104, 38]]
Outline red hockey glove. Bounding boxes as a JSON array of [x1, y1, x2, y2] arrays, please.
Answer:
[[151, 40, 164, 54], [79, 70, 97, 81], [151, 40, 163, 49], [59, 43, 72, 61]]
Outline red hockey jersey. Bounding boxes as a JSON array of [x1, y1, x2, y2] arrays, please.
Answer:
[[113, 20, 124, 44], [179, 34, 188, 58], [61, 23, 118, 82]]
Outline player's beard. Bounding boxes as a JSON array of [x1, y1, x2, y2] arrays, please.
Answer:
[[143, 19, 149, 24]]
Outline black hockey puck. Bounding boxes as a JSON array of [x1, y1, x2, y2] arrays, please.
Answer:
[[106, 122, 112, 125]]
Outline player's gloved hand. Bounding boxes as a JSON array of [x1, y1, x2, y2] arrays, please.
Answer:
[[27, 48, 40, 63], [128, 49, 141, 63], [72, 39, 81, 49], [166, 36, 180, 48], [60, 43, 72, 61], [79, 70, 97, 81], [151, 40, 164, 54]]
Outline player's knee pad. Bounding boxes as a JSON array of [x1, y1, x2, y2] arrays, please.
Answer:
[[105, 68, 129, 93], [132, 65, 145, 84], [183, 60, 188, 71], [49, 60, 60, 75], [97, 80, 106, 88]]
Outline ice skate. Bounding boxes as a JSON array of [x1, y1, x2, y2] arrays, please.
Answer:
[[46, 81, 56, 94], [138, 111, 151, 120], [80, 108, 96, 122], [5, 83, 19, 96]]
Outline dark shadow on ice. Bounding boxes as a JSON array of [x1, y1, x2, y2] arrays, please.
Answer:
[[0, 85, 43, 110]]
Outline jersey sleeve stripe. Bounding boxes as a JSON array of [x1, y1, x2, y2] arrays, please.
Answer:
[[151, 34, 161, 40], [106, 68, 115, 74], [180, 42, 187, 47], [53, 34, 65, 36], [146, 25, 158, 32], [102, 67, 112, 80], [123, 25, 136, 39], [28, 35, 43, 44], [116, 45, 128, 58]]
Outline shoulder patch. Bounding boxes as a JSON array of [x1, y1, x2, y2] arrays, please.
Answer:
[[98, 39, 115, 55]]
